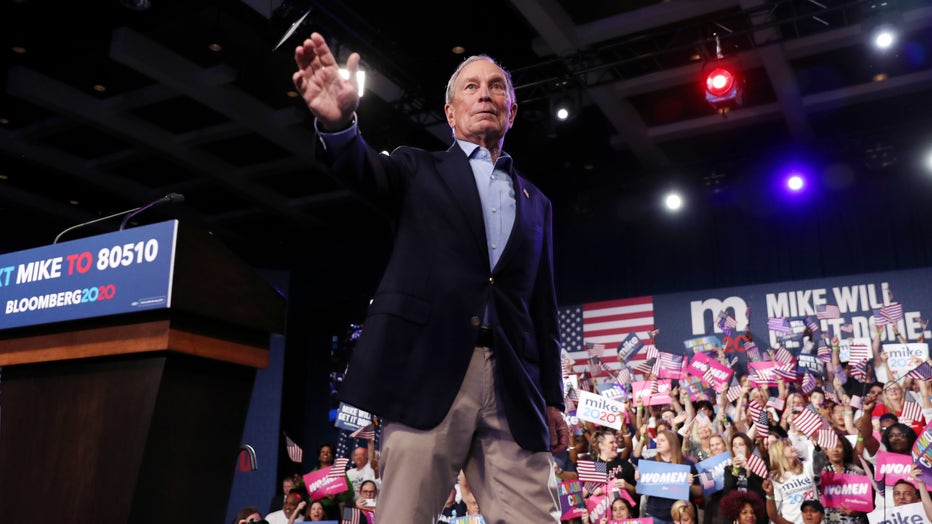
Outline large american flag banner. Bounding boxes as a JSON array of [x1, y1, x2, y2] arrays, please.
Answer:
[[559, 296, 654, 376]]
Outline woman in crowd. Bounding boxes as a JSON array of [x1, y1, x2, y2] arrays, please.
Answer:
[[721, 433, 768, 524], [764, 438, 815, 524], [670, 499, 696, 524], [306, 501, 327, 522], [587, 427, 638, 512], [719, 490, 765, 524], [233, 506, 263, 524], [634, 430, 700, 524], [872, 371, 926, 434], [814, 430, 869, 523]]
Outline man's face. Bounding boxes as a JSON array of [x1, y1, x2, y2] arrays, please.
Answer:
[[444, 59, 516, 146], [283, 494, 301, 517], [352, 447, 368, 468], [893, 483, 919, 506]]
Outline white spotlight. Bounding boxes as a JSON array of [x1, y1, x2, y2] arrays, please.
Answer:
[[925, 149, 932, 173], [664, 192, 683, 211], [338, 69, 366, 97], [874, 28, 896, 50], [556, 107, 570, 121]]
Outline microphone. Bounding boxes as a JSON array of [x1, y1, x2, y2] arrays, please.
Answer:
[[52, 193, 185, 244], [118, 192, 184, 231]]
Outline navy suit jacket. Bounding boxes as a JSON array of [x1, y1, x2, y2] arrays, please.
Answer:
[[322, 130, 564, 452]]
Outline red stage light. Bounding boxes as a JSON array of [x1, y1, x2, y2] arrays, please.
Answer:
[[705, 68, 735, 98]]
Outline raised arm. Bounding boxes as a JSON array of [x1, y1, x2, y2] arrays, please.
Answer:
[[293, 32, 360, 129]]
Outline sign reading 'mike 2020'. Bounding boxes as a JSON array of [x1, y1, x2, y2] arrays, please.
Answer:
[[0, 220, 178, 330]]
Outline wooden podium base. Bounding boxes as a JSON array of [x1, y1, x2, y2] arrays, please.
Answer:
[[0, 352, 255, 522]]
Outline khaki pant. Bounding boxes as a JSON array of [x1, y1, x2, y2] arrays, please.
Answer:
[[375, 347, 561, 524]]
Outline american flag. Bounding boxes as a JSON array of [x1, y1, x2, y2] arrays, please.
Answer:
[[882, 303, 905, 323], [802, 373, 817, 393], [577, 458, 609, 489], [755, 408, 770, 438], [773, 362, 797, 381], [581, 296, 654, 345], [597, 358, 631, 385], [817, 344, 832, 363], [587, 342, 607, 358], [768, 317, 791, 333], [285, 433, 303, 463], [328, 457, 350, 478], [817, 429, 839, 450], [873, 303, 905, 326], [350, 423, 376, 440], [816, 304, 841, 320], [848, 341, 871, 363], [774, 347, 794, 363], [840, 324, 854, 333], [659, 352, 685, 378], [560, 297, 654, 377], [900, 401, 923, 425], [718, 311, 738, 336], [908, 362, 932, 381], [849, 360, 869, 382], [726, 385, 744, 403], [793, 407, 824, 437], [629, 345, 659, 375], [747, 400, 763, 424], [806, 316, 821, 333], [559, 306, 585, 352], [747, 453, 769, 479], [341, 507, 365, 524]]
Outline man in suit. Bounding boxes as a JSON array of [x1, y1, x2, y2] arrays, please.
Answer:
[[293, 32, 568, 523]]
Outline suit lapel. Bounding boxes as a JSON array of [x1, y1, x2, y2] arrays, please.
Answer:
[[437, 144, 489, 259]]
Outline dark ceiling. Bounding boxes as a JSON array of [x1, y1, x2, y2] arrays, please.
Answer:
[[2, 0, 931, 304]]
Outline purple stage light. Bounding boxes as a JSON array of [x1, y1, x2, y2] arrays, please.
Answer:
[[786, 174, 805, 191]]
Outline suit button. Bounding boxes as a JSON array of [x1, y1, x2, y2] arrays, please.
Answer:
[[470, 316, 480, 326], [489, 276, 494, 285]]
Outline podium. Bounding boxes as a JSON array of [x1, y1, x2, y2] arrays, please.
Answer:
[[0, 221, 285, 522]]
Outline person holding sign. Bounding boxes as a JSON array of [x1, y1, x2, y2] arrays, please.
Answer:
[[632, 430, 701, 524], [765, 438, 816, 524], [814, 430, 869, 523], [292, 33, 567, 523], [585, 428, 639, 516]]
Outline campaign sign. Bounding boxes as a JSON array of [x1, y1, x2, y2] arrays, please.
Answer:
[[820, 472, 873, 512], [304, 467, 349, 500], [577, 390, 623, 429], [875, 450, 915, 485], [748, 361, 777, 387], [631, 380, 672, 406], [0, 220, 177, 330], [686, 352, 733, 392], [912, 418, 932, 486], [683, 335, 722, 354], [558, 481, 587, 519], [838, 338, 872, 363], [618, 332, 644, 362], [597, 382, 626, 401], [882, 343, 930, 380], [866, 501, 925, 524], [608, 520, 653, 524], [585, 494, 610, 523], [696, 452, 731, 496], [450, 516, 486, 524], [635, 460, 691, 500], [798, 354, 824, 375], [334, 402, 373, 432]]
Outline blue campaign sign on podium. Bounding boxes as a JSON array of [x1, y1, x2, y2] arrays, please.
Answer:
[[0, 220, 178, 330]]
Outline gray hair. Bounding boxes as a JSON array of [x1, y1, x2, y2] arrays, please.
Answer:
[[444, 55, 516, 105]]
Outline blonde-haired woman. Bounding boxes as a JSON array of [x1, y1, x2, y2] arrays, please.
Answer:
[[765, 438, 815, 524], [671, 499, 696, 523]]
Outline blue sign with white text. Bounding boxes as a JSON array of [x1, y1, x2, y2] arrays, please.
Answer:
[[0, 221, 178, 330]]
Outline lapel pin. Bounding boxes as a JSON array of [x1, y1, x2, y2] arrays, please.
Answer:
[[523, 188, 530, 199]]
